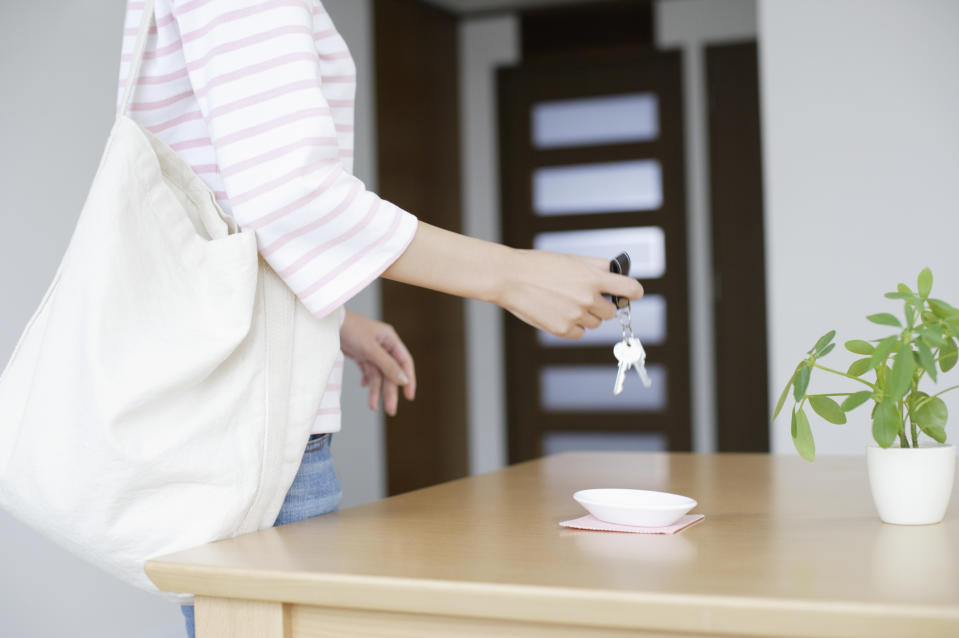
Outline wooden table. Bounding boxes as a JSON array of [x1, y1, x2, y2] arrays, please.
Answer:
[[146, 453, 959, 637]]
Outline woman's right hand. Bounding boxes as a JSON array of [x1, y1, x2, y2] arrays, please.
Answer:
[[382, 222, 642, 339], [494, 249, 644, 339]]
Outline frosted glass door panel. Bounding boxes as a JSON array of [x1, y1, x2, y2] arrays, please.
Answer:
[[540, 365, 666, 412], [533, 227, 666, 279], [532, 93, 659, 149], [542, 432, 666, 455], [533, 160, 662, 215], [538, 294, 666, 347]]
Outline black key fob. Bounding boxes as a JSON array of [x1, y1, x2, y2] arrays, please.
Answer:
[[607, 252, 631, 309]]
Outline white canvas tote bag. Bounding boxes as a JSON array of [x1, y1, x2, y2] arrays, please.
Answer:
[[0, 0, 340, 604]]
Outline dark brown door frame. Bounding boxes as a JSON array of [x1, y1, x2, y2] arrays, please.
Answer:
[[373, 0, 468, 494], [706, 41, 770, 452]]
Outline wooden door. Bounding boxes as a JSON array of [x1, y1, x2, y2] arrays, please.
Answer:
[[374, 0, 467, 494], [499, 50, 691, 462]]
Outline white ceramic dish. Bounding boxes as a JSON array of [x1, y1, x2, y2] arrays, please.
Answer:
[[573, 488, 697, 527]]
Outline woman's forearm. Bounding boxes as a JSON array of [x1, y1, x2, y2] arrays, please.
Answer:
[[382, 221, 643, 339], [381, 222, 512, 304]]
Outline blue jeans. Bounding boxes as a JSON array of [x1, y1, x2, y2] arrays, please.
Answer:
[[180, 432, 341, 637]]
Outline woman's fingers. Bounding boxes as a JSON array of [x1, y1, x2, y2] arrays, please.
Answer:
[[602, 271, 644, 301], [584, 256, 610, 270], [358, 361, 371, 388], [383, 380, 399, 416], [341, 311, 417, 413], [368, 340, 409, 388], [580, 311, 603, 330], [367, 367, 383, 412], [561, 324, 586, 339], [574, 255, 643, 302], [381, 334, 417, 400], [591, 294, 618, 321]]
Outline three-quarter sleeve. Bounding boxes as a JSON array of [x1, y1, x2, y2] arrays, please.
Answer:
[[169, 0, 417, 318]]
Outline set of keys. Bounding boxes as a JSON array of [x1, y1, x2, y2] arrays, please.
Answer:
[[607, 253, 651, 396]]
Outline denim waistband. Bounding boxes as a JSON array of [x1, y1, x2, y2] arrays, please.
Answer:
[[305, 432, 332, 453]]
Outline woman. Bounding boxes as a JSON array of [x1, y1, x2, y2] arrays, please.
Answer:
[[117, 1, 641, 634]]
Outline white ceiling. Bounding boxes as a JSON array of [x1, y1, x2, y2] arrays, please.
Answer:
[[420, 0, 610, 15]]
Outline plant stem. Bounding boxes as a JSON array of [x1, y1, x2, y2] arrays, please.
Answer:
[[929, 383, 959, 400], [807, 392, 860, 397], [898, 399, 909, 448], [911, 421, 919, 448], [811, 363, 877, 389], [913, 384, 959, 411]]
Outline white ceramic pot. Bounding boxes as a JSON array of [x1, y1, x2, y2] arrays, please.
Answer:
[[866, 443, 956, 525]]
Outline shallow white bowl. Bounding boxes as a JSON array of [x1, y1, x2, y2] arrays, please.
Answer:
[[573, 488, 697, 527]]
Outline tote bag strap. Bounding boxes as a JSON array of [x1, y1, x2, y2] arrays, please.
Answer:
[[118, 0, 157, 116]]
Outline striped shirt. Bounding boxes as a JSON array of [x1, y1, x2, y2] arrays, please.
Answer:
[[117, 0, 418, 433]]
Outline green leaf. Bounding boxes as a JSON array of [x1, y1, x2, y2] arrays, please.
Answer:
[[869, 335, 899, 368], [810, 330, 836, 355], [941, 338, 958, 372], [772, 369, 796, 420], [872, 400, 902, 448], [905, 304, 916, 328], [907, 391, 928, 411], [921, 426, 947, 444], [929, 299, 959, 320], [841, 391, 873, 411], [848, 358, 873, 377], [808, 395, 847, 425], [792, 408, 816, 461], [922, 310, 939, 324], [884, 292, 912, 300], [916, 340, 938, 382], [890, 343, 915, 400], [912, 395, 948, 430], [918, 267, 933, 299], [793, 365, 811, 402], [818, 343, 836, 358], [877, 364, 892, 392], [898, 283, 914, 296], [867, 313, 902, 327], [917, 326, 946, 346], [845, 340, 875, 355]]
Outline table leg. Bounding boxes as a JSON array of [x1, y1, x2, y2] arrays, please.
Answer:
[[195, 596, 288, 638]]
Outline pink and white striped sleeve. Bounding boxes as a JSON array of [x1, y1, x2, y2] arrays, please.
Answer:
[[170, 0, 417, 318]]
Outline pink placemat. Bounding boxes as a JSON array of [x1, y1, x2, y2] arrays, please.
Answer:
[[559, 513, 704, 534]]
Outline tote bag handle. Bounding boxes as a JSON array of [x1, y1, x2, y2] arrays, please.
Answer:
[[118, 0, 157, 116]]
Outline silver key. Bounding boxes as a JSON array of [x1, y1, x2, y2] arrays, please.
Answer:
[[613, 339, 644, 395], [613, 355, 632, 395], [630, 338, 652, 388]]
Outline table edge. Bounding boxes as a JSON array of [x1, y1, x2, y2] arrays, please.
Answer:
[[145, 560, 959, 637]]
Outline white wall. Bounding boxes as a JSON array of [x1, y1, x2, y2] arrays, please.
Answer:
[[655, 0, 758, 453], [760, 0, 959, 455], [0, 1, 381, 636]]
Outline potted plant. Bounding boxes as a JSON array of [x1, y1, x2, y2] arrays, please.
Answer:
[[774, 267, 956, 525]]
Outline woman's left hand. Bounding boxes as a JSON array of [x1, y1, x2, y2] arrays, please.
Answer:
[[340, 310, 416, 416]]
